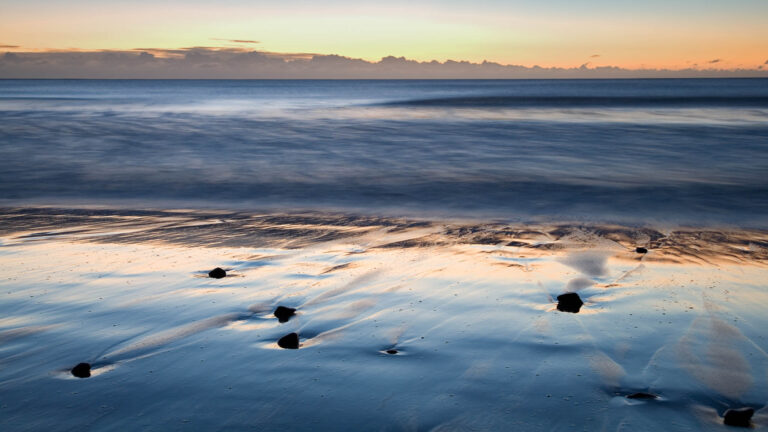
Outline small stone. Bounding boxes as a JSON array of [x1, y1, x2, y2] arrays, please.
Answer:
[[635, 247, 648, 254], [274, 306, 296, 323], [208, 267, 226, 279], [724, 407, 754, 427], [71, 363, 91, 378], [277, 333, 300, 349], [626, 392, 658, 399], [556, 292, 584, 313], [386, 349, 398, 355]]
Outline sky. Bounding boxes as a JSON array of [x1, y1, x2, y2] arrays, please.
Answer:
[[1, 0, 767, 77]]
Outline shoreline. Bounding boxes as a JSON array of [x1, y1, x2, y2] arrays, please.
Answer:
[[2, 206, 766, 265]]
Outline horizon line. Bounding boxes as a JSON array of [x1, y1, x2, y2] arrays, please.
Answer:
[[2, 48, 767, 79]]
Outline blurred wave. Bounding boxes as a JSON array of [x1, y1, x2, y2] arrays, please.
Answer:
[[1, 79, 767, 226], [376, 95, 768, 108]]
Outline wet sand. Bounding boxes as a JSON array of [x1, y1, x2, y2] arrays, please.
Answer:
[[1, 207, 767, 430]]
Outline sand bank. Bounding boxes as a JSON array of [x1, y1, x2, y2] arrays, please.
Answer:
[[1, 207, 767, 430]]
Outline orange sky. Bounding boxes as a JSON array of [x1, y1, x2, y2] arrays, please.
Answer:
[[1, 0, 767, 70]]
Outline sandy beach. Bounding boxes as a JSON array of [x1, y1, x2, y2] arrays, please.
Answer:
[[3, 0, 768, 427], [4, 2, 768, 428], [1, 207, 767, 430]]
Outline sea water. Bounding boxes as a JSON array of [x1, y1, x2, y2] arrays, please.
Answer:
[[1, 79, 767, 225]]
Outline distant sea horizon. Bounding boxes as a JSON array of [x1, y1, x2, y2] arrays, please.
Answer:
[[2, 77, 768, 80]]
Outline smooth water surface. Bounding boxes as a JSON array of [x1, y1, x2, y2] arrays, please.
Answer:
[[1, 79, 767, 225]]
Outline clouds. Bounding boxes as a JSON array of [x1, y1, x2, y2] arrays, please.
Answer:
[[0, 44, 20, 49], [0, 48, 766, 79], [708, 59, 722, 64], [211, 38, 260, 44]]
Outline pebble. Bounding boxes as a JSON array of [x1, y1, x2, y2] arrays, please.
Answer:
[[277, 333, 300, 349], [208, 267, 226, 279], [724, 407, 754, 427], [556, 292, 584, 313], [626, 392, 658, 399], [71, 363, 91, 378], [274, 306, 296, 323]]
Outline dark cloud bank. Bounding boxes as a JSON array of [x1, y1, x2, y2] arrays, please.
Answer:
[[1, 48, 766, 79]]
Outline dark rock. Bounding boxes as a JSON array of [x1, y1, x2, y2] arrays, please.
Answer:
[[71, 362, 91, 378], [277, 332, 300, 349], [274, 306, 296, 323], [208, 267, 226, 279], [386, 349, 398, 355], [635, 247, 648, 254], [626, 392, 658, 400], [556, 292, 584, 313], [723, 407, 754, 427]]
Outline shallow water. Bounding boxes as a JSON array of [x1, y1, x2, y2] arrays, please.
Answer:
[[1, 209, 767, 430], [1, 79, 767, 226], [2, 78, 767, 429]]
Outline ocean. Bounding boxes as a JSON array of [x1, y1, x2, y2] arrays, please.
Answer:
[[1, 78, 767, 226], [2, 79, 768, 431]]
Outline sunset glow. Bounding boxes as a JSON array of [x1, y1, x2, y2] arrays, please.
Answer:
[[2, 0, 767, 70]]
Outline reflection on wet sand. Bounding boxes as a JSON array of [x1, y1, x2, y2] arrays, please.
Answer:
[[0, 207, 767, 430], [2, 207, 766, 265]]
